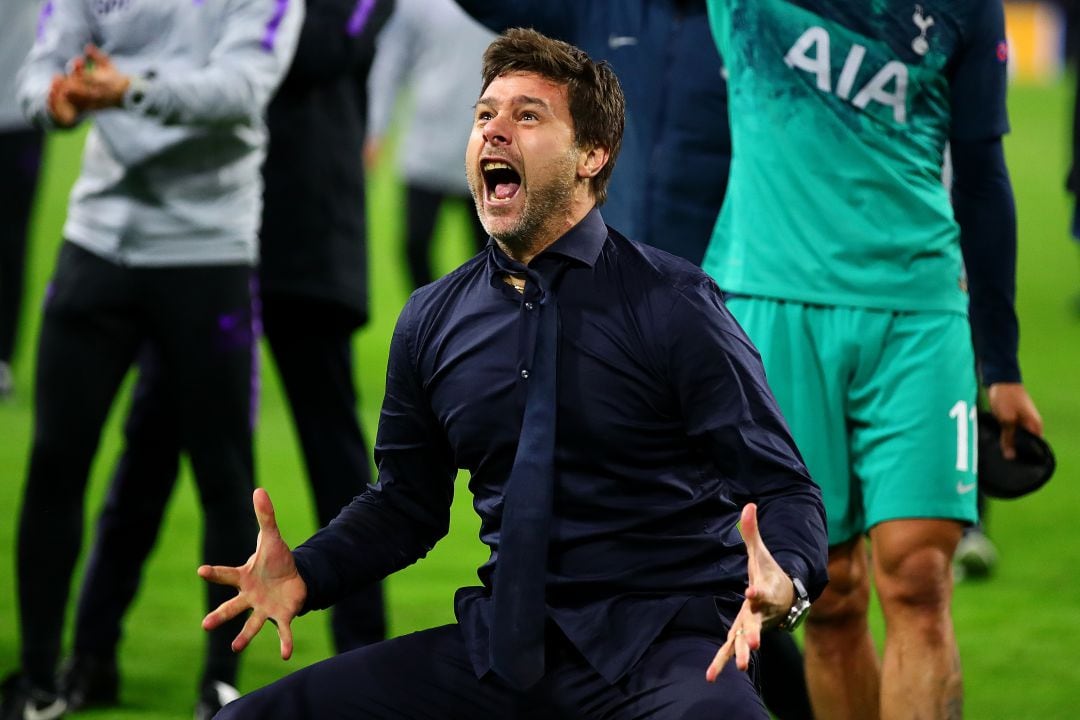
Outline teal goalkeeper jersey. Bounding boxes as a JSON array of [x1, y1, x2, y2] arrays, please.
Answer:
[[703, 0, 1010, 312]]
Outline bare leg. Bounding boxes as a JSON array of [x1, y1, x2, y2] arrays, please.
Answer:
[[871, 519, 963, 720], [804, 536, 880, 720]]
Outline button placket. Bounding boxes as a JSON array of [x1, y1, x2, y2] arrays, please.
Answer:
[[519, 288, 542, 382]]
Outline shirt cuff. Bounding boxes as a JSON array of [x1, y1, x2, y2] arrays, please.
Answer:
[[774, 553, 814, 600], [291, 550, 323, 616]]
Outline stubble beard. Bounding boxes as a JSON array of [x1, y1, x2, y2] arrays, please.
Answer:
[[469, 151, 579, 259]]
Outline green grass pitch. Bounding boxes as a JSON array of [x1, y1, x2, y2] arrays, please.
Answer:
[[1, 78, 1078, 718]]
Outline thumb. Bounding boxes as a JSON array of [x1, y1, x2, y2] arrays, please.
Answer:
[[83, 44, 109, 68], [253, 488, 280, 536], [741, 502, 768, 588], [741, 503, 762, 560]]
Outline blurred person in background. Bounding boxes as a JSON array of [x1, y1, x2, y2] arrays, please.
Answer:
[[54, 1, 394, 718], [0, 0, 45, 400], [1067, 0, 1080, 296], [951, 462, 997, 580], [704, 0, 1044, 717], [1, 1, 302, 719], [365, 0, 493, 289]]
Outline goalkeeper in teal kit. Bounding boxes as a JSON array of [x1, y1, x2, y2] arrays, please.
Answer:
[[704, 1, 1042, 717]]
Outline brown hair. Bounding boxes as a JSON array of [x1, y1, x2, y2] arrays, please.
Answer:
[[481, 27, 625, 205]]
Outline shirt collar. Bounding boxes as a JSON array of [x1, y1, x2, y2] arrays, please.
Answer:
[[541, 206, 608, 268], [487, 207, 608, 278]]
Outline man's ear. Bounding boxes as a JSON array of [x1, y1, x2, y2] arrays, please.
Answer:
[[577, 144, 610, 180]]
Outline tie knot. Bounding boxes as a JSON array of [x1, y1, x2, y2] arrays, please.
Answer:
[[531, 258, 569, 299]]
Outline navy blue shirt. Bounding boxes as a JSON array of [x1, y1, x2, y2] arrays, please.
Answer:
[[293, 208, 828, 683]]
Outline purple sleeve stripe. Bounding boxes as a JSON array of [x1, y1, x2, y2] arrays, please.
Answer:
[[36, 1, 55, 40], [346, 0, 376, 37], [261, 0, 290, 52]]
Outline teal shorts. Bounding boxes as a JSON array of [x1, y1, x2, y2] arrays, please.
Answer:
[[727, 297, 979, 545]]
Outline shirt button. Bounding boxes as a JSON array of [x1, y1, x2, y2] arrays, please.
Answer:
[[521, 369, 530, 379], [525, 302, 534, 310]]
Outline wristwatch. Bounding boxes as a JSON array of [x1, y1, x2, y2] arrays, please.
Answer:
[[777, 577, 810, 632], [122, 76, 149, 112]]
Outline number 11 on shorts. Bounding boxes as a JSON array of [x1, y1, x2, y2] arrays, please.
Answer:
[[949, 400, 978, 473]]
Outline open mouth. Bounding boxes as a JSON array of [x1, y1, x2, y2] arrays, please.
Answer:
[[481, 160, 522, 202]]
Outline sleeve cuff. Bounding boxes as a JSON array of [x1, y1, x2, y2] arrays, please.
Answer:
[[774, 552, 825, 602], [979, 358, 1022, 386], [291, 549, 324, 616]]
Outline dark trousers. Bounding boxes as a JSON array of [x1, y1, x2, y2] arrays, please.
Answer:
[[19, 242, 257, 690], [404, 184, 488, 288], [0, 128, 44, 363], [71, 293, 384, 670], [757, 630, 813, 720], [218, 623, 767, 720]]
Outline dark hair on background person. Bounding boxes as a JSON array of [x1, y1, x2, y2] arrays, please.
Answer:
[[481, 27, 625, 205]]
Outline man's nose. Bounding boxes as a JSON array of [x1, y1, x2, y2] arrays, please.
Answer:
[[483, 114, 511, 146]]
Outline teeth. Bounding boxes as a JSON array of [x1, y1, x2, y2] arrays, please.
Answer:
[[482, 160, 513, 171]]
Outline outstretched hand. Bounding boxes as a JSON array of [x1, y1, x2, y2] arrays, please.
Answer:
[[706, 503, 795, 682], [198, 488, 307, 660], [987, 382, 1043, 460]]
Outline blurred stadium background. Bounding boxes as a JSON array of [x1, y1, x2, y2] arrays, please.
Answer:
[[2, 8, 1079, 719]]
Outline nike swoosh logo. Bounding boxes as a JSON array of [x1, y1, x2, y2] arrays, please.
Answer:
[[608, 34, 638, 49], [956, 481, 977, 495], [24, 698, 67, 720]]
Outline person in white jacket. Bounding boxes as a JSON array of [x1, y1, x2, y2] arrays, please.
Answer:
[[2, 2, 302, 719], [365, 0, 494, 287]]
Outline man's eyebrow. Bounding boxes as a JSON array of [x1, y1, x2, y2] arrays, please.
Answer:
[[475, 95, 552, 110]]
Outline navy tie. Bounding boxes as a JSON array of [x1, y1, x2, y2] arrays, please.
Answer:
[[489, 271, 560, 690]]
